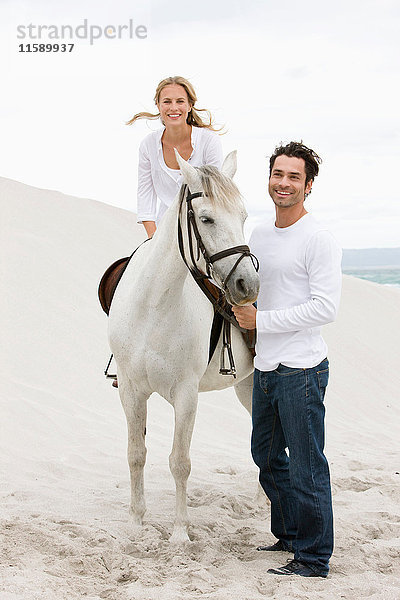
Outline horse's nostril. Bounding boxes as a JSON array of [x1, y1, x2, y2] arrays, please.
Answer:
[[236, 278, 248, 296]]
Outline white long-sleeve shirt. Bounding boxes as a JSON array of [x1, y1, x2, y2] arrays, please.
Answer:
[[250, 213, 342, 371], [136, 126, 223, 224]]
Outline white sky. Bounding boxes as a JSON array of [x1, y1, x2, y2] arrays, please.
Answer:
[[1, 0, 400, 248]]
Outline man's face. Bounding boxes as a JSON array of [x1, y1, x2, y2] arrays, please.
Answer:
[[268, 155, 313, 208]]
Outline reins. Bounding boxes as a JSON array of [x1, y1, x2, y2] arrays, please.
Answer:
[[177, 184, 259, 377]]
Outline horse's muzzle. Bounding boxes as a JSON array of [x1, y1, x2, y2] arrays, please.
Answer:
[[226, 273, 260, 306]]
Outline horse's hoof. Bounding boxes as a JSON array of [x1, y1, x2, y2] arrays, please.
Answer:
[[170, 527, 190, 544]]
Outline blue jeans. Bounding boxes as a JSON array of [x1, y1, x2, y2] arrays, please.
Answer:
[[251, 359, 333, 575]]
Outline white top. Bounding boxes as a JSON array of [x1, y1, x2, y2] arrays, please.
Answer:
[[250, 213, 342, 371], [136, 126, 223, 223]]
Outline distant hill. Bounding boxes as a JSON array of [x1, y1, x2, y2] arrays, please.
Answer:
[[342, 248, 400, 268]]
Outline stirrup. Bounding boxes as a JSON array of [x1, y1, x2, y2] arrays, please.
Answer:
[[219, 347, 236, 376], [104, 354, 117, 379], [219, 320, 236, 377], [220, 367, 237, 376]]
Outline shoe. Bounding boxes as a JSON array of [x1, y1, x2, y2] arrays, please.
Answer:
[[267, 559, 327, 578], [257, 540, 292, 552]]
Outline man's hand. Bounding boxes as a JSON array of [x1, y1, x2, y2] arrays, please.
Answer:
[[232, 304, 257, 330]]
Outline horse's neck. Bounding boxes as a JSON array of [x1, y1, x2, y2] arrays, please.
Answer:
[[149, 195, 188, 284]]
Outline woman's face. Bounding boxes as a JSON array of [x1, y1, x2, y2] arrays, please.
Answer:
[[157, 84, 192, 127]]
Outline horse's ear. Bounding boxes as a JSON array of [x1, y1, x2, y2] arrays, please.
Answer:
[[175, 149, 201, 190], [221, 150, 237, 179]]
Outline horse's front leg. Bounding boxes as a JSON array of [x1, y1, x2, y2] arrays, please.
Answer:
[[169, 385, 198, 543], [119, 378, 149, 527]]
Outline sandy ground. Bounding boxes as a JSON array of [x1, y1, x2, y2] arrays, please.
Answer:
[[1, 176, 399, 599]]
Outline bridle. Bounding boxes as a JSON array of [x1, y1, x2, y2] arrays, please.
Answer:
[[178, 186, 259, 291], [177, 184, 259, 377]]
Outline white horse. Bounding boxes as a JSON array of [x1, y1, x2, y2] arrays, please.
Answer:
[[108, 151, 260, 543]]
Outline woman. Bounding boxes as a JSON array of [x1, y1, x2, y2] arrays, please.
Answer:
[[127, 75, 223, 237], [109, 77, 223, 387]]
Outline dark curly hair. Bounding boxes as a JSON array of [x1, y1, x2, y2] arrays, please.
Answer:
[[269, 142, 322, 186]]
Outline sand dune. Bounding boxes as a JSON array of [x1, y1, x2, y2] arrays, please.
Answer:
[[1, 176, 399, 599]]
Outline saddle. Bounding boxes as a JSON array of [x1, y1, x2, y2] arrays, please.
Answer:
[[98, 255, 132, 316], [98, 252, 256, 364]]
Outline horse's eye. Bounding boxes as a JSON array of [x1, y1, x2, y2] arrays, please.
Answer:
[[200, 216, 214, 224]]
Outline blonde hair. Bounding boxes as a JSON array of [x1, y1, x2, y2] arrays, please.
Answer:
[[126, 76, 220, 131]]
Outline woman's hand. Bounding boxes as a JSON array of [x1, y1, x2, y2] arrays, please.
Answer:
[[143, 221, 157, 238]]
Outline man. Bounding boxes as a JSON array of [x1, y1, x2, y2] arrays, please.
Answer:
[[233, 142, 342, 578]]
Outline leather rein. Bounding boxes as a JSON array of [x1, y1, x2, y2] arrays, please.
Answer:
[[177, 184, 259, 377]]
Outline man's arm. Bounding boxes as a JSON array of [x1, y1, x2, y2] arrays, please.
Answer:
[[234, 231, 342, 332]]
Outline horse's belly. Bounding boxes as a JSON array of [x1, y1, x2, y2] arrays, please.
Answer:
[[109, 293, 213, 399], [108, 261, 253, 397]]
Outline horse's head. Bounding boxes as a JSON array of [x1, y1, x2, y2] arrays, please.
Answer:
[[175, 150, 260, 306]]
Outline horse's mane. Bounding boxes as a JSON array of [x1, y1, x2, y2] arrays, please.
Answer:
[[197, 165, 243, 209]]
